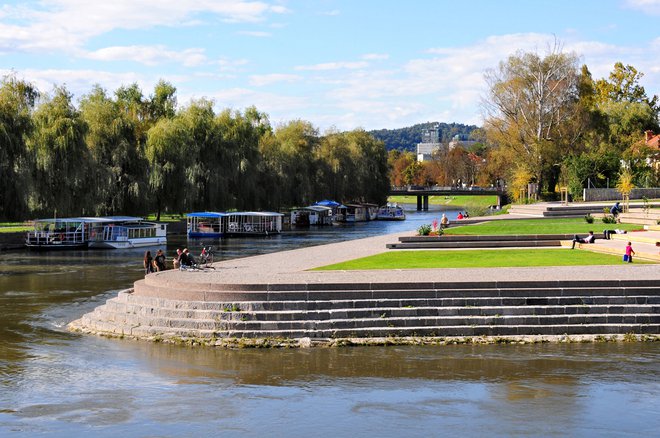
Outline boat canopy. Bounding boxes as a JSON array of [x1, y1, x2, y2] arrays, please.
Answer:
[[186, 212, 227, 218], [315, 200, 346, 208], [226, 211, 284, 217]]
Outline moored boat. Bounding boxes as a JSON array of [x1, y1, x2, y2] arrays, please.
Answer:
[[88, 217, 167, 249], [376, 203, 406, 221], [25, 217, 95, 249], [187, 212, 225, 238], [225, 212, 283, 235], [290, 205, 334, 226]]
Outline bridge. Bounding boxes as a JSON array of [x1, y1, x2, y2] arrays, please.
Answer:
[[389, 186, 509, 211]]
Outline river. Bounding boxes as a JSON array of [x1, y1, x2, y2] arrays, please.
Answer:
[[1, 207, 658, 437]]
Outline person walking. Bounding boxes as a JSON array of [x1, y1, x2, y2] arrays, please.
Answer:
[[143, 250, 154, 275], [624, 242, 635, 263]]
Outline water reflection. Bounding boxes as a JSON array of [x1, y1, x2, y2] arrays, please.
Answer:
[[0, 206, 659, 436]]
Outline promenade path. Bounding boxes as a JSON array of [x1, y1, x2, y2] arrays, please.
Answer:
[[142, 225, 660, 296]]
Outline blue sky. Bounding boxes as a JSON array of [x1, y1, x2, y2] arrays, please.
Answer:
[[1, 0, 659, 130]]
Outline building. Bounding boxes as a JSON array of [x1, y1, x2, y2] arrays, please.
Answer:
[[644, 130, 660, 173], [416, 124, 443, 161], [448, 134, 478, 151]]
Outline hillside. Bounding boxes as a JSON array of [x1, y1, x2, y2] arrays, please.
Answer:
[[369, 122, 479, 151]]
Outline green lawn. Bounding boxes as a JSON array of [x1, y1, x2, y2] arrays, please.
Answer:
[[388, 195, 498, 208], [443, 218, 643, 235], [144, 213, 186, 222], [314, 249, 653, 270], [0, 222, 31, 233]]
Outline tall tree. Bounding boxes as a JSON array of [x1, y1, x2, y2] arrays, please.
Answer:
[[28, 86, 90, 216], [0, 75, 37, 220], [483, 44, 584, 195]]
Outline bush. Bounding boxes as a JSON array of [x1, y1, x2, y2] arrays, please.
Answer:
[[584, 213, 594, 223], [417, 224, 432, 236], [602, 215, 617, 224]]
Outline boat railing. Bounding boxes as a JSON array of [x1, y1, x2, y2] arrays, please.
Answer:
[[26, 229, 86, 245]]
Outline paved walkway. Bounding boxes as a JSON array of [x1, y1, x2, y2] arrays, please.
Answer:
[[144, 226, 660, 293]]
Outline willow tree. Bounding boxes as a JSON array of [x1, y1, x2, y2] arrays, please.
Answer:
[[483, 44, 584, 196], [0, 75, 37, 220], [80, 85, 146, 215], [28, 86, 90, 216]]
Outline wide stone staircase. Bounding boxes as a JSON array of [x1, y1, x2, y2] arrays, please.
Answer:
[[618, 209, 660, 226], [71, 278, 660, 341]]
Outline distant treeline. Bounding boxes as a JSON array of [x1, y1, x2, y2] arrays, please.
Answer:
[[369, 122, 479, 151], [0, 75, 390, 221]]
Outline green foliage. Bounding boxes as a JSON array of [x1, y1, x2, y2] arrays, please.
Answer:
[[417, 224, 432, 236], [584, 213, 594, 224], [602, 215, 617, 224]]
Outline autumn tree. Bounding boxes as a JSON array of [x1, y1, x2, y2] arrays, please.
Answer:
[[483, 44, 584, 195]]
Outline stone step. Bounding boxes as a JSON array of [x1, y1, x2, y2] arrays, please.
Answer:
[[132, 281, 660, 304], [120, 291, 660, 311], [610, 231, 660, 245], [400, 234, 576, 242], [101, 299, 658, 321], [83, 321, 660, 339], [387, 240, 561, 249]]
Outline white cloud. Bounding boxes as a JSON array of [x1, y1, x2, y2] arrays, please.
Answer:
[[624, 0, 660, 14], [295, 61, 369, 71], [237, 30, 272, 37], [362, 53, 389, 61], [0, 0, 287, 53], [249, 73, 302, 86], [86, 45, 208, 67]]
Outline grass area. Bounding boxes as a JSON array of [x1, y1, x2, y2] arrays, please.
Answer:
[[144, 213, 186, 222], [0, 222, 31, 233], [443, 218, 643, 235], [0, 225, 31, 233], [314, 249, 654, 270], [388, 195, 498, 208]]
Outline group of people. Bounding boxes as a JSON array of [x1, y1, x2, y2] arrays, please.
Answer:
[[143, 249, 167, 274], [456, 211, 469, 220], [142, 248, 200, 275], [571, 230, 636, 263]]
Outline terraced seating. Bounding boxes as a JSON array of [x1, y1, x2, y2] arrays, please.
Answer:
[[70, 279, 660, 341], [387, 234, 582, 249], [618, 210, 660, 226]]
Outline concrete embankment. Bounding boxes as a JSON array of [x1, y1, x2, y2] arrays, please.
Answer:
[[0, 232, 25, 251], [68, 229, 660, 346]]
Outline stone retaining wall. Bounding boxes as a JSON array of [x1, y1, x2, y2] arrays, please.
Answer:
[[584, 188, 660, 202]]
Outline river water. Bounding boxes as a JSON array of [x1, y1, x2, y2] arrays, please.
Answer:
[[1, 207, 658, 437]]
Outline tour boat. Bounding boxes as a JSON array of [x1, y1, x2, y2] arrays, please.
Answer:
[[290, 205, 334, 226], [87, 216, 167, 249], [224, 212, 284, 235], [25, 217, 97, 249], [187, 212, 225, 238], [376, 203, 406, 221]]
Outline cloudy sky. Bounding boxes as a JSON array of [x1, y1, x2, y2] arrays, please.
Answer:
[[2, 0, 659, 131]]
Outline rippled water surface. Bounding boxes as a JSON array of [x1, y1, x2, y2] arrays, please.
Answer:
[[1, 207, 659, 437]]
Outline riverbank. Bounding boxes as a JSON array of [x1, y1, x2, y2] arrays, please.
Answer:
[[69, 225, 660, 346]]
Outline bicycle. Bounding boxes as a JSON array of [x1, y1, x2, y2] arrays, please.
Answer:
[[199, 244, 215, 268]]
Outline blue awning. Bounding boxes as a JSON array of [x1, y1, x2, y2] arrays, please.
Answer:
[[186, 212, 226, 218]]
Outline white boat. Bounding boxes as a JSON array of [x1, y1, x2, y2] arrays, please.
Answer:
[[26, 217, 97, 249], [291, 205, 333, 226], [225, 212, 283, 235], [376, 203, 406, 221], [87, 216, 167, 249], [343, 204, 368, 222]]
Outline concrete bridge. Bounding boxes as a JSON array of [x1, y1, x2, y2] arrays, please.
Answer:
[[389, 186, 509, 210]]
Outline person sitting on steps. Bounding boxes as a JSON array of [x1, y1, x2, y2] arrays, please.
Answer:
[[572, 231, 595, 249]]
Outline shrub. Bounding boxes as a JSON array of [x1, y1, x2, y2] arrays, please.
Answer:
[[417, 224, 432, 236], [584, 213, 594, 224], [602, 215, 617, 224]]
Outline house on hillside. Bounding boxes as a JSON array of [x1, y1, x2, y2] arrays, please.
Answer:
[[416, 124, 444, 161], [644, 130, 660, 174]]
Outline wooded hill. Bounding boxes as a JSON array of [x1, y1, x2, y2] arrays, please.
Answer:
[[369, 122, 479, 151]]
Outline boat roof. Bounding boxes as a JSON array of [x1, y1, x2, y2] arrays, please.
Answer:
[[225, 211, 284, 217], [315, 199, 341, 207], [186, 212, 226, 218], [33, 216, 143, 224], [295, 205, 333, 212]]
